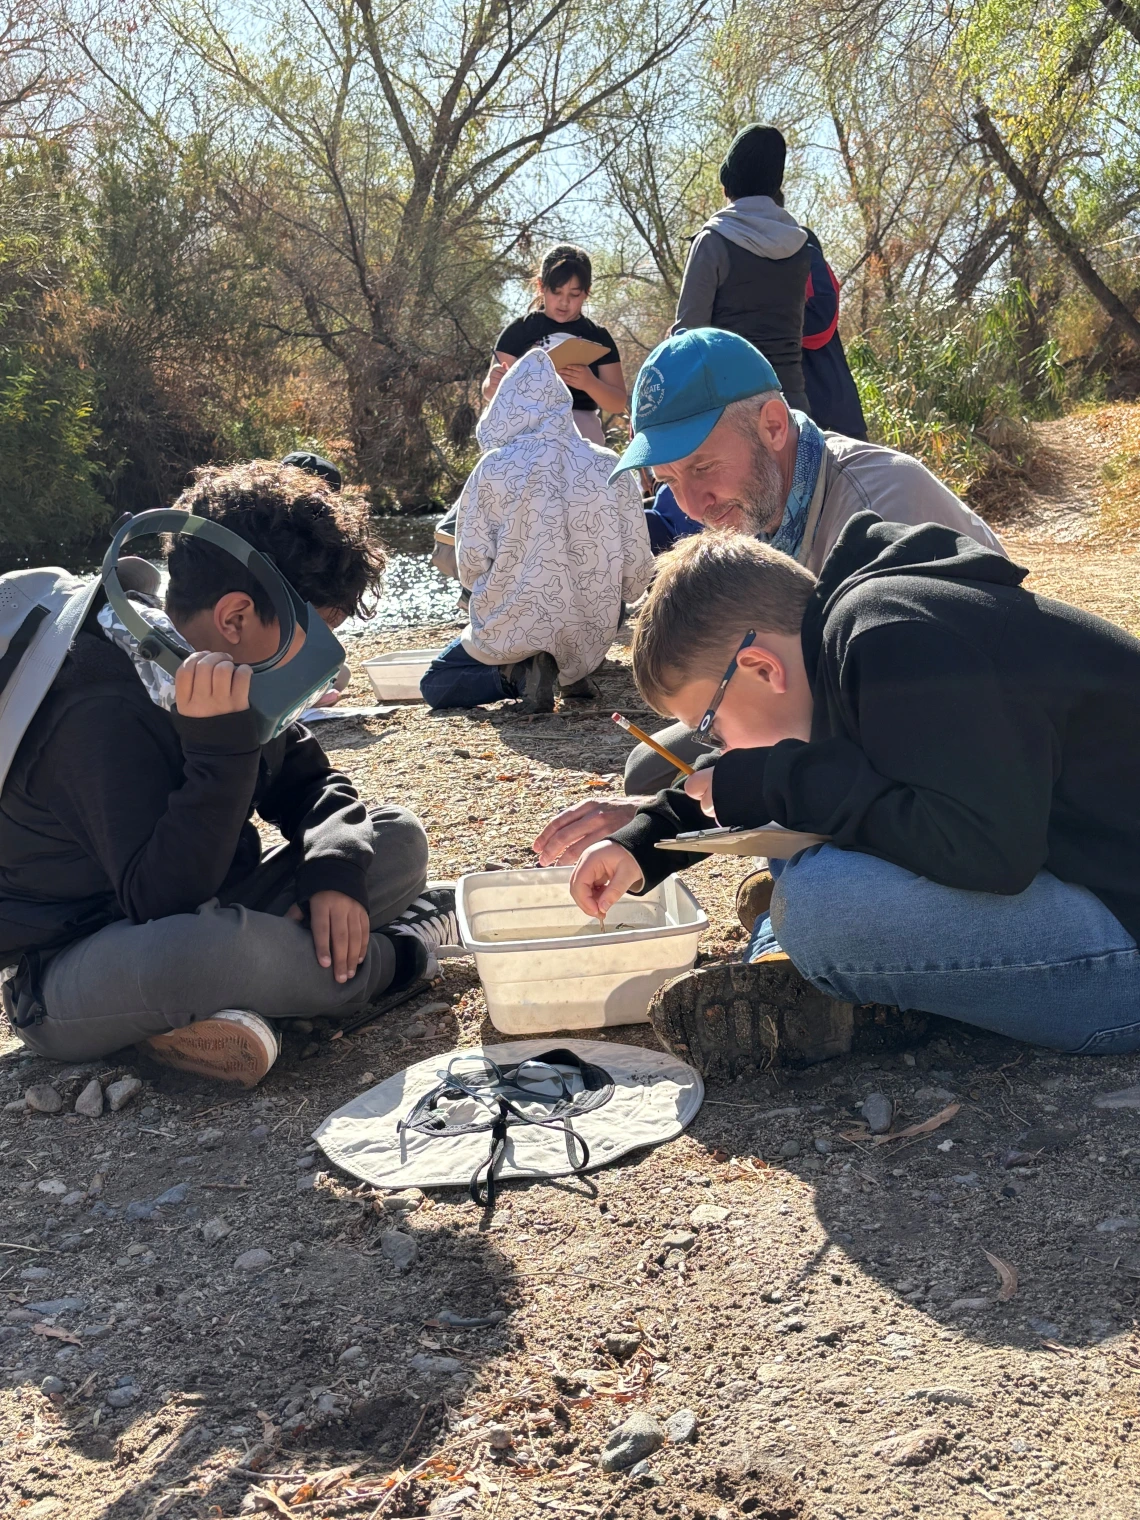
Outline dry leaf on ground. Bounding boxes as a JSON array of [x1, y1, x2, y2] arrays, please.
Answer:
[[982, 1248, 1018, 1301], [871, 1102, 961, 1145], [32, 1322, 81, 1346]]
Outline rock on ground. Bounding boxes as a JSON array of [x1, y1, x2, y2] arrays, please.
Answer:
[[861, 1092, 894, 1133], [105, 1077, 142, 1112], [380, 1228, 417, 1273], [873, 1426, 949, 1467], [74, 1080, 104, 1118], [234, 1248, 272, 1273], [690, 1203, 728, 1229], [599, 1410, 665, 1472], [665, 1407, 698, 1444], [25, 1084, 63, 1115]]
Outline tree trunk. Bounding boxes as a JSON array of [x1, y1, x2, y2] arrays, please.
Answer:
[[973, 106, 1140, 349], [346, 349, 442, 510], [1098, 0, 1140, 45]]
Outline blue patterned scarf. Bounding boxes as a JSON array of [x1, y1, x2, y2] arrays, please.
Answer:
[[763, 411, 827, 559]]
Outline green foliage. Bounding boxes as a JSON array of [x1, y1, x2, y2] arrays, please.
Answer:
[[848, 283, 1067, 497], [0, 351, 107, 570], [0, 144, 107, 569]]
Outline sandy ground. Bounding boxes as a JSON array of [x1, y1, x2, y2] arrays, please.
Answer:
[[2, 442, 1140, 1520]]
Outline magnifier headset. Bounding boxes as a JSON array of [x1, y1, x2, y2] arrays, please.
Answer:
[[101, 510, 347, 744]]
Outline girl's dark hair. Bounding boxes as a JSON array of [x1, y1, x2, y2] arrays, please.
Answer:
[[536, 243, 592, 295], [165, 461, 387, 624]]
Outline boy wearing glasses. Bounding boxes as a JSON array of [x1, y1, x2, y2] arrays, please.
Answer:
[[566, 522, 1140, 1076]]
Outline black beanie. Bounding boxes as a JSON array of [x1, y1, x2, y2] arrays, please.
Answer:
[[281, 451, 342, 491], [719, 124, 787, 200]]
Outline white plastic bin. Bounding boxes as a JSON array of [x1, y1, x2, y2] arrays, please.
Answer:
[[457, 866, 708, 1035], [362, 649, 439, 701]]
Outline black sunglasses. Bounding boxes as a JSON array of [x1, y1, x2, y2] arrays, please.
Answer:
[[695, 630, 757, 740]]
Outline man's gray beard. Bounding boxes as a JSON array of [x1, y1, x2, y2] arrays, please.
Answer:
[[736, 437, 787, 537]]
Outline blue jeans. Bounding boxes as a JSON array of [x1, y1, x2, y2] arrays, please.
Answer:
[[745, 845, 1140, 1054], [420, 638, 512, 709]]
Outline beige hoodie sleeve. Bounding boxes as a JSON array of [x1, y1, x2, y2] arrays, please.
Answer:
[[805, 436, 1006, 575]]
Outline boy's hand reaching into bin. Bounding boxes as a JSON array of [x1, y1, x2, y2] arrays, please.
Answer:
[[569, 842, 645, 921]]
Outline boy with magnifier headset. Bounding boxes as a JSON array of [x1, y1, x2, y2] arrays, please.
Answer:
[[0, 461, 457, 1085]]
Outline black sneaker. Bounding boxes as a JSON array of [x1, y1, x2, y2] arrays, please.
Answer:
[[383, 885, 460, 977], [503, 652, 557, 714], [647, 956, 853, 1078]]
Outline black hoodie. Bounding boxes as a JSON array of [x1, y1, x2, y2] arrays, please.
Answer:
[[0, 624, 373, 961], [614, 514, 1140, 941]]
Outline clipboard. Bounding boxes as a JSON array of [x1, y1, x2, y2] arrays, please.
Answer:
[[539, 335, 609, 371], [655, 823, 830, 858]]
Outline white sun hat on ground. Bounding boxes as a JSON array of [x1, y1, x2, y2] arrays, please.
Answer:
[[313, 1037, 704, 1203]]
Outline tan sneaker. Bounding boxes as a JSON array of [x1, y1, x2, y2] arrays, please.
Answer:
[[145, 1010, 279, 1087]]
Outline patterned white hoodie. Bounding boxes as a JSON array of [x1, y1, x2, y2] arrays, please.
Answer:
[[455, 347, 654, 686]]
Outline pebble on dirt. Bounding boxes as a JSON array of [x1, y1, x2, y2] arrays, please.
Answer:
[[690, 1203, 728, 1229], [74, 1079, 104, 1118], [40, 1376, 66, 1396], [861, 1092, 894, 1134], [25, 1084, 63, 1115], [106, 1076, 142, 1112], [409, 1352, 462, 1375], [605, 1331, 643, 1361], [599, 1409, 665, 1472], [155, 1183, 190, 1207], [664, 1408, 697, 1444], [234, 1247, 272, 1272], [487, 1424, 513, 1450], [872, 1426, 949, 1467], [380, 1228, 418, 1273]]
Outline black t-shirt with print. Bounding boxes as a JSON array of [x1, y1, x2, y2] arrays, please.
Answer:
[[494, 312, 621, 411]]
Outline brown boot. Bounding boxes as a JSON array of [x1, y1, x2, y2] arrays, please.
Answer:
[[647, 957, 853, 1079], [735, 869, 775, 931]]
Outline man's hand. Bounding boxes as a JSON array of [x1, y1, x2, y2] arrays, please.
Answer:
[[569, 842, 645, 920], [287, 891, 370, 983], [683, 767, 717, 818], [174, 651, 252, 718], [533, 797, 649, 866]]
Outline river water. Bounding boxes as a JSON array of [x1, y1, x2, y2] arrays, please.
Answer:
[[357, 514, 459, 633]]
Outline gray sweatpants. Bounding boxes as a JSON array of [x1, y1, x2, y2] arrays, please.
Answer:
[[15, 806, 429, 1062], [623, 721, 715, 795]]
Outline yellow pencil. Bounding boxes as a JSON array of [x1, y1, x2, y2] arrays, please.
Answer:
[[611, 712, 695, 776]]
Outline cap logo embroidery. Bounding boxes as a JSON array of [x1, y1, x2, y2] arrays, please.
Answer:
[[636, 364, 667, 426]]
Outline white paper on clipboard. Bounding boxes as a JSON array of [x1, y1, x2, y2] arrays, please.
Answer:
[[655, 823, 829, 858]]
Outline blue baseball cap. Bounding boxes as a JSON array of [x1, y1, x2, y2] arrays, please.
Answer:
[[610, 328, 782, 481]]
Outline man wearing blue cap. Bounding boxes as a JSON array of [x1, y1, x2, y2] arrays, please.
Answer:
[[531, 326, 1004, 870]]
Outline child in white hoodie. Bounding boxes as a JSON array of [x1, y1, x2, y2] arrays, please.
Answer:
[[420, 346, 654, 712]]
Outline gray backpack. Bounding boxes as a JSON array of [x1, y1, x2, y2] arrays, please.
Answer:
[[0, 569, 102, 795]]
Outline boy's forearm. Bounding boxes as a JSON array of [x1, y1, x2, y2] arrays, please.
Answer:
[[609, 785, 709, 893]]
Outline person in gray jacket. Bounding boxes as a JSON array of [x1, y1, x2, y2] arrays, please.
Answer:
[[676, 125, 812, 410], [531, 325, 1005, 871]]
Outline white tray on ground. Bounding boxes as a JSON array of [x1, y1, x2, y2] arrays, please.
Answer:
[[456, 866, 707, 1035], [362, 649, 439, 702]]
